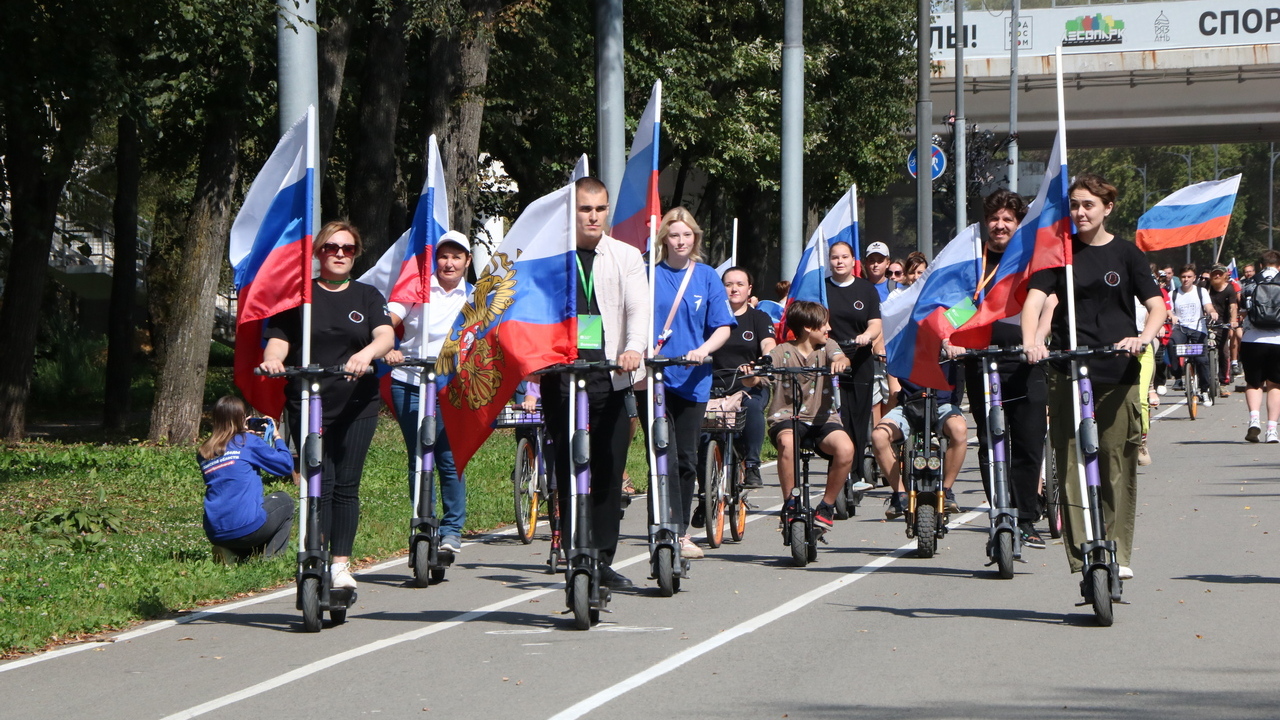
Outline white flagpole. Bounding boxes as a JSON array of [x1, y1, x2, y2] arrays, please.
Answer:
[[566, 178, 579, 554], [850, 184, 860, 259], [299, 104, 317, 552], [731, 217, 739, 268]]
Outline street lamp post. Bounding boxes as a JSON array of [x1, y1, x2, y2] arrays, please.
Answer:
[[1163, 150, 1194, 264], [1122, 163, 1152, 211], [1269, 142, 1279, 250]]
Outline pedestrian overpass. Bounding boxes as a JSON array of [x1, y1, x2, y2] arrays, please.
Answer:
[[928, 0, 1280, 149]]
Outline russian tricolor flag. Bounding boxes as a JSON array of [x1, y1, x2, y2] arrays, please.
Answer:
[[360, 134, 448, 305], [1136, 175, 1242, 252], [950, 134, 1072, 348], [884, 224, 983, 390], [786, 230, 828, 306], [437, 181, 578, 472], [611, 80, 662, 251], [230, 108, 315, 418]]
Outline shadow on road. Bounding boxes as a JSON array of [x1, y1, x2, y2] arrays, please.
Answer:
[[1175, 573, 1280, 584], [833, 602, 1095, 626]]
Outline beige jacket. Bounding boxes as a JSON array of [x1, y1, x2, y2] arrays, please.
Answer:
[[588, 234, 651, 390]]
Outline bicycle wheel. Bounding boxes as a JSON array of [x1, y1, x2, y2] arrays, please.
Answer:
[[915, 503, 937, 558], [410, 537, 431, 588], [1043, 434, 1063, 539], [704, 440, 727, 548], [300, 576, 322, 633], [1186, 371, 1198, 420], [1089, 566, 1114, 627], [513, 438, 539, 544], [789, 521, 809, 567], [994, 529, 1014, 579], [655, 546, 676, 597], [1206, 346, 1220, 402], [570, 571, 592, 630]]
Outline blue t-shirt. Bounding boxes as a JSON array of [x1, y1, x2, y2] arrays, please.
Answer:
[[874, 279, 891, 302], [653, 260, 736, 402], [198, 433, 295, 542]]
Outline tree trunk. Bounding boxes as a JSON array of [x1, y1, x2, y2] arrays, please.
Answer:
[[318, 1, 356, 220], [347, 2, 411, 269], [148, 108, 241, 443], [104, 114, 141, 431], [0, 105, 96, 440], [424, 0, 500, 237]]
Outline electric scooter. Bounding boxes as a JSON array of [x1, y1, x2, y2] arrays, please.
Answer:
[[1042, 345, 1129, 626], [389, 356, 453, 587], [899, 387, 948, 558], [256, 365, 362, 632]]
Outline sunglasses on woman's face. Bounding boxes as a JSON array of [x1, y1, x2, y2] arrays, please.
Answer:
[[320, 243, 357, 257], [889, 270, 904, 277]]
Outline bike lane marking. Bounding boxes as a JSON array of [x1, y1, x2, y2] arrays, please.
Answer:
[[545, 506, 988, 720]]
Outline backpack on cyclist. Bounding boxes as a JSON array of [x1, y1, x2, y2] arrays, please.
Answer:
[[1244, 272, 1280, 330]]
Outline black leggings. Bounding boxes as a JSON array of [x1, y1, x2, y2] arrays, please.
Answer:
[[212, 491, 295, 559], [838, 377, 873, 482], [318, 415, 378, 557]]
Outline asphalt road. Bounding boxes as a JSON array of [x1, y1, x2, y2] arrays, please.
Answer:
[[3, 393, 1278, 719]]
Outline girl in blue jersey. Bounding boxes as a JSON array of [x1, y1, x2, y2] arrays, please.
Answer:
[[197, 396, 296, 561], [652, 207, 735, 559]]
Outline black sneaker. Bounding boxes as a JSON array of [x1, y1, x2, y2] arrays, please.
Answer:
[[814, 502, 835, 530], [1019, 521, 1045, 549], [742, 466, 764, 489], [944, 489, 960, 514], [691, 503, 705, 528], [884, 493, 905, 520], [599, 565, 634, 590]]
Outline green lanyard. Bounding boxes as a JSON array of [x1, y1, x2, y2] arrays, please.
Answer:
[[575, 252, 595, 306]]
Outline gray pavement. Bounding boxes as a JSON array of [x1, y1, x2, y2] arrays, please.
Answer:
[[3, 394, 1278, 719]]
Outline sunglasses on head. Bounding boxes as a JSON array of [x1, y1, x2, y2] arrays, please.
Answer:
[[320, 242, 357, 257]]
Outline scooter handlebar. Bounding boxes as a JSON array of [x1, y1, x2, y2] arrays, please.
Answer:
[[387, 356, 438, 368], [254, 364, 373, 378], [1039, 344, 1128, 362]]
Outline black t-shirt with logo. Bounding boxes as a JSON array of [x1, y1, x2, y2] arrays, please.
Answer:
[[825, 277, 882, 382], [1027, 236, 1160, 385], [264, 280, 392, 425], [712, 306, 775, 393]]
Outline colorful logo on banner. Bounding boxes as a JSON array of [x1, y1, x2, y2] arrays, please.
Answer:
[[1064, 14, 1125, 46]]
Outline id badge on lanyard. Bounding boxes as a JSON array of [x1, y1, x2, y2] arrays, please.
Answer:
[[576, 254, 604, 350]]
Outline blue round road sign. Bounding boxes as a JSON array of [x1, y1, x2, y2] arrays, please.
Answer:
[[908, 145, 947, 180]]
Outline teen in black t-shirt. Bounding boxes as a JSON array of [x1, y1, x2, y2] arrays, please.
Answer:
[[825, 241, 882, 488], [259, 221, 395, 591], [1021, 175, 1166, 580], [711, 267, 777, 487]]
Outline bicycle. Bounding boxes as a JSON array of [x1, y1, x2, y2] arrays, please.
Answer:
[[1041, 345, 1131, 626], [699, 387, 750, 548], [1173, 339, 1207, 420], [496, 405, 552, 551], [255, 364, 364, 632], [536, 359, 624, 630], [1042, 424, 1063, 540], [752, 359, 841, 567]]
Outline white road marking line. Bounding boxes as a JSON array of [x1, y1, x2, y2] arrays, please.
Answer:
[[546, 507, 988, 720], [136, 467, 799, 719]]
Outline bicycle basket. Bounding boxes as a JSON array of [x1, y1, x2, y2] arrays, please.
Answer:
[[495, 406, 543, 428], [1173, 343, 1205, 357], [702, 407, 747, 431]]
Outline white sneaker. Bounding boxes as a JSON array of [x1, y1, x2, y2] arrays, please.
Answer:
[[679, 535, 704, 559], [1246, 422, 1262, 443], [330, 561, 357, 589], [1201, 392, 1213, 407], [1118, 566, 1134, 580], [1155, 384, 1168, 396], [1267, 428, 1280, 444]]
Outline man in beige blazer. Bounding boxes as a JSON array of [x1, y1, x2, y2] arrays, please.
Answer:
[[541, 177, 650, 591]]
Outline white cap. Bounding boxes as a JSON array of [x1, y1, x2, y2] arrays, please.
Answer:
[[438, 230, 471, 254], [865, 241, 890, 258]]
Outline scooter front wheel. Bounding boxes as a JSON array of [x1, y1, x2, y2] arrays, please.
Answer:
[[300, 576, 322, 633], [411, 538, 431, 588], [570, 571, 592, 630], [655, 546, 676, 597], [994, 529, 1014, 579], [833, 485, 850, 520], [789, 521, 809, 567], [1089, 566, 1114, 626], [915, 503, 937, 558]]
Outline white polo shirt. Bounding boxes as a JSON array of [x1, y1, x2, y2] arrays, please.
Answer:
[[387, 275, 470, 384]]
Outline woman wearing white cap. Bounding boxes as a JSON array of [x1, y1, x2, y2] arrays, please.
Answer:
[[385, 230, 473, 554]]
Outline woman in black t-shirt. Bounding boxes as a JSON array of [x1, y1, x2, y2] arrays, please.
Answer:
[[825, 240, 882, 489], [711, 267, 777, 487], [1021, 174, 1165, 581], [260, 220, 395, 591]]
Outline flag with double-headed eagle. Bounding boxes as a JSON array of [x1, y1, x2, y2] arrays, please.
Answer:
[[435, 182, 578, 472]]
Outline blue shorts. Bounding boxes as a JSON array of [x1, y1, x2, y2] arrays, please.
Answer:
[[881, 403, 963, 436]]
